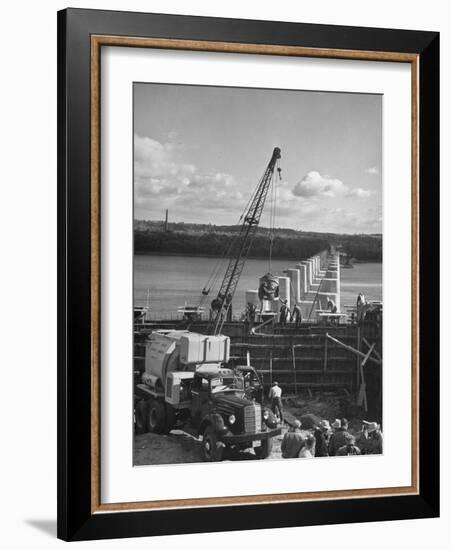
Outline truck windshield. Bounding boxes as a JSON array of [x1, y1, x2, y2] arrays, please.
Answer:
[[211, 376, 244, 393]]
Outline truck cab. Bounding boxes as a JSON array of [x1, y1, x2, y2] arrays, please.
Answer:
[[187, 368, 280, 461], [234, 365, 264, 403]]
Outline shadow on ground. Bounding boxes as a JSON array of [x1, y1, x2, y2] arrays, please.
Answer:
[[25, 519, 57, 538]]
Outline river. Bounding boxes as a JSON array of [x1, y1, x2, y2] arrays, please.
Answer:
[[134, 254, 382, 319]]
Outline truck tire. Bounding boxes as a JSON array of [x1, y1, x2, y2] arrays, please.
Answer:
[[147, 399, 166, 434], [202, 426, 224, 462], [135, 399, 148, 434], [255, 437, 273, 459], [164, 404, 176, 434]]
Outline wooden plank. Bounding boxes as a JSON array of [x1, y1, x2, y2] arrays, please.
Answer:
[[277, 382, 349, 388], [269, 349, 273, 387], [323, 333, 328, 372], [361, 343, 376, 367], [292, 345, 298, 395], [358, 344, 374, 412], [240, 357, 355, 363], [362, 337, 382, 361], [254, 369, 353, 375], [356, 325, 361, 391], [326, 333, 382, 365]]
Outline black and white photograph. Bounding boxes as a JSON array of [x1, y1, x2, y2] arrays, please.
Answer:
[[0, 0, 444, 545], [133, 83, 383, 465]]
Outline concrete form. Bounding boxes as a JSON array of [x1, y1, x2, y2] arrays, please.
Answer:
[[245, 250, 341, 322]]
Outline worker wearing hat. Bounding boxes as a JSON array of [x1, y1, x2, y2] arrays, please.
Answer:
[[279, 299, 289, 325], [298, 433, 315, 458], [336, 433, 362, 456], [326, 295, 337, 313], [291, 302, 302, 327], [268, 381, 284, 423], [328, 418, 351, 456], [357, 421, 383, 454], [313, 419, 332, 457], [281, 420, 304, 458]]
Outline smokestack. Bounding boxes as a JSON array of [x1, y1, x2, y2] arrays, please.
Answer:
[[164, 209, 168, 232]]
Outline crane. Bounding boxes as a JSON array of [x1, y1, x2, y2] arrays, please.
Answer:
[[208, 147, 282, 335]]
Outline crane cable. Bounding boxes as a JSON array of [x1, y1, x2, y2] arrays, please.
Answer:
[[268, 159, 281, 272]]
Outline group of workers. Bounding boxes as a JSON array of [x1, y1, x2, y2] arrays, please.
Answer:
[[279, 295, 336, 325], [245, 294, 339, 327], [278, 300, 302, 326], [281, 415, 383, 459], [269, 381, 383, 459]]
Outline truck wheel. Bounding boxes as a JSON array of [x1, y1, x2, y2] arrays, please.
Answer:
[[147, 399, 166, 434], [202, 426, 224, 462], [164, 404, 175, 434], [135, 399, 148, 434], [255, 438, 273, 459]]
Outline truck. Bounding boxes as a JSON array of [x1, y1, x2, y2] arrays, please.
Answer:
[[134, 329, 281, 461]]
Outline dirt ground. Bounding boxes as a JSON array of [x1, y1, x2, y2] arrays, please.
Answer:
[[134, 426, 286, 466], [133, 395, 363, 466]]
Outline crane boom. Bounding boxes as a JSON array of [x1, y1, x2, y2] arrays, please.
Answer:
[[209, 147, 281, 335]]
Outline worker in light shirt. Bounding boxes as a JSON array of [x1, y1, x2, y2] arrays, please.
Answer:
[[268, 381, 284, 423]]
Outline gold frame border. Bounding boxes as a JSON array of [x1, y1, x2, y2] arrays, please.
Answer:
[[90, 35, 420, 514]]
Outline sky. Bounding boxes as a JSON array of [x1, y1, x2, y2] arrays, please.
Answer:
[[134, 83, 382, 234]]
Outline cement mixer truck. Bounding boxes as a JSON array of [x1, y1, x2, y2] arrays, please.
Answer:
[[134, 329, 281, 461]]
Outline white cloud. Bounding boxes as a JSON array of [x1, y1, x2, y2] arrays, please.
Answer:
[[365, 166, 379, 175], [346, 188, 376, 198], [134, 137, 381, 231], [134, 134, 246, 219], [135, 135, 177, 179], [293, 171, 347, 198], [293, 171, 374, 200]]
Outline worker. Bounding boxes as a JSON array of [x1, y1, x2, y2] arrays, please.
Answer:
[[313, 419, 331, 457], [336, 433, 362, 456], [291, 302, 302, 327], [356, 421, 383, 455], [245, 302, 257, 328], [249, 302, 257, 321], [268, 381, 284, 423], [281, 420, 304, 458], [328, 418, 351, 456], [326, 295, 337, 313], [298, 434, 315, 458], [356, 293, 366, 322], [279, 299, 289, 325]]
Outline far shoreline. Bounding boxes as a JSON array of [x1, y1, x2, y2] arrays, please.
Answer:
[[134, 250, 382, 264]]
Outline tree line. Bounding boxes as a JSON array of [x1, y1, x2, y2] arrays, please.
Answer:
[[134, 229, 330, 260], [134, 222, 382, 262]]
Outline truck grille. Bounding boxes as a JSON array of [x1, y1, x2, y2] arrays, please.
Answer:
[[244, 403, 261, 433]]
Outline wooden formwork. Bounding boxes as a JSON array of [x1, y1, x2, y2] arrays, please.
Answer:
[[229, 328, 359, 395], [133, 318, 382, 418]]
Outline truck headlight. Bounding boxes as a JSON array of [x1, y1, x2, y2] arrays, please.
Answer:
[[228, 414, 236, 425], [263, 410, 270, 420]]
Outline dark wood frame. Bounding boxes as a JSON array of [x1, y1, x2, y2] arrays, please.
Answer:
[[58, 8, 439, 541]]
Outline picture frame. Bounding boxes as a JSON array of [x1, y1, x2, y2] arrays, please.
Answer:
[[57, 7, 439, 541]]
